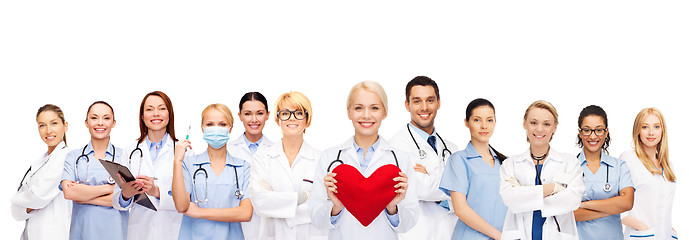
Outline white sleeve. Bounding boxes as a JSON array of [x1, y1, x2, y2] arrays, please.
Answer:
[[249, 152, 299, 219], [390, 152, 420, 233], [499, 158, 544, 214], [541, 158, 584, 217], [10, 151, 68, 219], [308, 150, 339, 230]]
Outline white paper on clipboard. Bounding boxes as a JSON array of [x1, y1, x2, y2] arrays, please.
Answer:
[[98, 159, 157, 211]]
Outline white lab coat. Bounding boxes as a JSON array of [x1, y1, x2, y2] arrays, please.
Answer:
[[308, 137, 420, 240], [11, 142, 72, 240], [619, 150, 677, 240], [388, 125, 459, 240], [499, 149, 584, 240], [228, 135, 274, 240], [112, 136, 183, 240], [249, 140, 328, 240]]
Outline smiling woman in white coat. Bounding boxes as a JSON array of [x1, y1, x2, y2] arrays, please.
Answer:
[[309, 81, 419, 240], [619, 107, 677, 239], [112, 91, 183, 240], [12, 104, 72, 240], [499, 100, 584, 240], [228, 92, 276, 240], [249, 91, 328, 240]]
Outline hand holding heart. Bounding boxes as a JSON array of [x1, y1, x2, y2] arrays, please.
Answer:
[[386, 171, 408, 214], [324, 172, 344, 215], [323, 170, 408, 216]]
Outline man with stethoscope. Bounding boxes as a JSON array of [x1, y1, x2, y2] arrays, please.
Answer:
[[389, 76, 459, 240]]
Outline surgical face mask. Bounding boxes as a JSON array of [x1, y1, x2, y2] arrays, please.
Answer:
[[203, 126, 230, 149]]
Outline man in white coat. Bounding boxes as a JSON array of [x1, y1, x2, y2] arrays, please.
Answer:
[[390, 76, 459, 240]]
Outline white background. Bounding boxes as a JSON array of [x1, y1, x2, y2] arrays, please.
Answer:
[[1, 1, 686, 236]]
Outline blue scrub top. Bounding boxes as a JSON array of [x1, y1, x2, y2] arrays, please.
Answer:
[[576, 150, 634, 240], [61, 141, 128, 240], [439, 142, 507, 240], [179, 150, 251, 240]]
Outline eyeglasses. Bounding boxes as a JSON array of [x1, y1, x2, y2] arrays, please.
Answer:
[[580, 128, 607, 136], [277, 109, 307, 121]]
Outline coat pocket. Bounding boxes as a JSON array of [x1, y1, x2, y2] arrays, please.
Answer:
[[629, 228, 656, 239]]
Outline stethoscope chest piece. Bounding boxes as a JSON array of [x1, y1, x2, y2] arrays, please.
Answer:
[[418, 149, 427, 159], [107, 176, 116, 184], [603, 183, 612, 192], [235, 189, 243, 199]]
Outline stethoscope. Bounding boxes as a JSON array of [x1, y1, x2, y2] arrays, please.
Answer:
[[578, 153, 612, 192], [76, 144, 117, 184], [129, 140, 175, 177], [327, 149, 399, 172], [17, 145, 68, 191], [192, 162, 243, 203], [406, 124, 452, 161]]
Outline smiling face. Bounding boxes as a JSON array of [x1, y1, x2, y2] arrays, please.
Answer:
[[348, 89, 387, 138], [37, 110, 68, 147], [239, 100, 269, 137], [85, 103, 115, 140], [142, 95, 169, 133], [638, 114, 662, 149], [523, 107, 557, 147], [278, 106, 307, 137], [465, 105, 495, 144], [579, 115, 608, 154], [405, 85, 440, 134]]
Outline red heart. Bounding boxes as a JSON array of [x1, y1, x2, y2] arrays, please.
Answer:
[[333, 164, 401, 227]]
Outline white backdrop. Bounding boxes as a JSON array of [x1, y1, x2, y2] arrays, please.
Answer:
[[1, 1, 686, 236]]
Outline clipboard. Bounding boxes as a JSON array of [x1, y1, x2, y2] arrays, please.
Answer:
[[98, 159, 158, 211]]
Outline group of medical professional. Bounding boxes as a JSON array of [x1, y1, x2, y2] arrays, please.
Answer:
[[11, 76, 678, 240]]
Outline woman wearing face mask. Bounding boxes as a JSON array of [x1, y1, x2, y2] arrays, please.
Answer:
[[439, 98, 508, 240], [171, 103, 253, 240], [60, 101, 128, 240], [228, 92, 275, 240], [250, 91, 328, 240], [112, 91, 183, 240], [499, 100, 584, 240], [309, 81, 419, 240], [12, 104, 72, 240], [573, 105, 634, 240], [619, 108, 677, 239]]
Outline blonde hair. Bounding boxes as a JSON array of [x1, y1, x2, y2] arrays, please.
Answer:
[[523, 100, 559, 141], [274, 91, 313, 128], [201, 103, 234, 128], [632, 107, 675, 182], [347, 81, 388, 113]]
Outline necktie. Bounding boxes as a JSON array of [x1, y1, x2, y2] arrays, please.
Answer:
[[427, 136, 438, 154]]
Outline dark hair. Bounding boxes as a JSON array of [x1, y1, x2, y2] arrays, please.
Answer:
[[86, 101, 114, 120], [405, 76, 440, 102], [465, 98, 507, 163], [37, 104, 67, 145], [137, 91, 177, 144], [239, 92, 269, 112], [576, 105, 611, 153]]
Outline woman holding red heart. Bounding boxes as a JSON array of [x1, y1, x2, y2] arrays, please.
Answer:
[[308, 81, 420, 240]]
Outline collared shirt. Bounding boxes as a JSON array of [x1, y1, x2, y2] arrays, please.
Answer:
[[61, 141, 128, 240], [439, 141, 507, 239], [576, 150, 634, 240], [178, 150, 250, 240], [408, 122, 437, 151], [145, 133, 168, 165], [243, 134, 263, 155], [331, 136, 399, 227]]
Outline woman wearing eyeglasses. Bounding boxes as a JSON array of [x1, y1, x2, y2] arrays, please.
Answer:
[[171, 103, 253, 240], [573, 105, 634, 240], [499, 100, 584, 240], [249, 91, 328, 240], [60, 101, 127, 240], [112, 91, 183, 240], [309, 81, 419, 240]]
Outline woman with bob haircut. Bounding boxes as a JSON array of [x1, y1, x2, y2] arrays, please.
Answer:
[[250, 91, 328, 239]]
